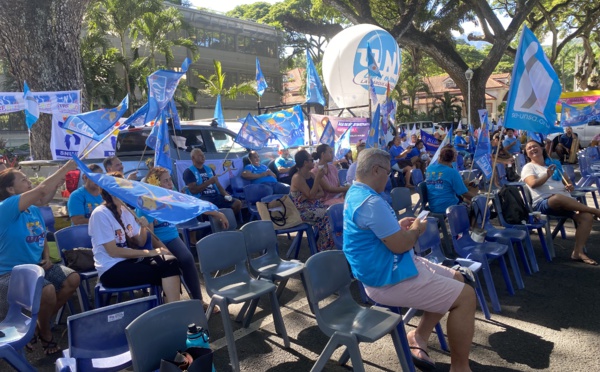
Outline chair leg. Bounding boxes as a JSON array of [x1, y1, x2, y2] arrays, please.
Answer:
[[310, 333, 350, 372], [388, 308, 416, 372], [306, 226, 318, 256], [390, 328, 414, 372], [538, 227, 553, 262], [268, 291, 290, 348], [522, 229, 540, 273], [434, 323, 449, 352], [480, 261, 502, 313], [241, 299, 260, 328], [506, 244, 524, 290], [336, 335, 365, 372], [0, 345, 37, 372], [514, 240, 532, 276], [402, 308, 418, 325], [275, 278, 289, 299], [496, 255, 515, 295], [474, 273, 491, 319], [215, 296, 240, 372], [285, 230, 304, 259]]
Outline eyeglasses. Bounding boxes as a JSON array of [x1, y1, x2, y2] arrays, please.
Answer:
[[375, 164, 392, 177]]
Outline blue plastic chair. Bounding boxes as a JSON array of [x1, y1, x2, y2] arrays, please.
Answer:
[[39, 206, 56, 233], [416, 182, 453, 255], [562, 164, 599, 208], [176, 218, 211, 251], [410, 168, 424, 188], [390, 187, 415, 220], [244, 184, 274, 221], [0, 264, 44, 372], [229, 175, 249, 200], [338, 168, 348, 186], [207, 207, 238, 233], [55, 225, 98, 312], [55, 296, 158, 372], [325, 203, 344, 250], [446, 205, 516, 313]]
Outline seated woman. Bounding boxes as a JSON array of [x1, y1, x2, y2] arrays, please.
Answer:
[[522, 140, 600, 265], [389, 135, 415, 187], [425, 145, 477, 214], [312, 144, 349, 205], [0, 160, 81, 355], [89, 172, 181, 303], [290, 150, 334, 251], [140, 166, 227, 310]]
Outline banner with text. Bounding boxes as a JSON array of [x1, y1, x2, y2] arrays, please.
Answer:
[[310, 114, 370, 144]]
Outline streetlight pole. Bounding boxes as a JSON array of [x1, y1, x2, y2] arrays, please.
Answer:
[[465, 68, 473, 128]]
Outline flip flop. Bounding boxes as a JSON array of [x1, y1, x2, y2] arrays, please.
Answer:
[[39, 335, 61, 356], [202, 302, 221, 315], [571, 257, 598, 266], [409, 346, 436, 371]]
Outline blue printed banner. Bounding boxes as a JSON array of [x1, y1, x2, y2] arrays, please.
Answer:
[[335, 125, 353, 161], [235, 114, 271, 150], [305, 50, 325, 106], [146, 112, 172, 171], [420, 130, 440, 153], [474, 122, 493, 180], [319, 120, 335, 148], [560, 99, 600, 127], [255, 105, 304, 148], [62, 95, 128, 138], [145, 58, 190, 125], [366, 104, 381, 148], [256, 57, 268, 97], [73, 156, 217, 224], [24, 81, 39, 129]]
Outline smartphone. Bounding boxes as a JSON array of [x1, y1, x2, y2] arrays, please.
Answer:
[[416, 210, 430, 221]]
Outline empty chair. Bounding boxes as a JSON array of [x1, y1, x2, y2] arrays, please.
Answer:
[[390, 187, 415, 220], [176, 218, 211, 250], [326, 203, 344, 250], [244, 184, 274, 221], [196, 231, 289, 372], [126, 300, 209, 372], [562, 164, 599, 208], [0, 264, 44, 372], [55, 296, 158, 372], [411, 168, 424, 188], [208, 207, 238, 233], [301, 250, 411, 372]]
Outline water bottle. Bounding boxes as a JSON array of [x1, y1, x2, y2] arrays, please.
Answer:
[[186, 323, 210, 349]]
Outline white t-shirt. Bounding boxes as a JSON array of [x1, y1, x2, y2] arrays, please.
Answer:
[[88, 205, 141, 277], [521, 162, 572, 206]]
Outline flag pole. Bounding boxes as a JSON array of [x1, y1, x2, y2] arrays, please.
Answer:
[[28, 129, 33, 160], [481, 126, 506, 230], [467, 123, 484, 175], [80, 126, 120, 159]]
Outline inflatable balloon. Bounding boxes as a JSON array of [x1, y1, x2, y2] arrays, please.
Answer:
[[322, 24, 401, 110]]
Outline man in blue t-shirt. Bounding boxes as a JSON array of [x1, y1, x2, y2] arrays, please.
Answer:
[[241, 151, 289, 194], [274, 148, 295, 184], [502, 128, 521, 155], [67, 164, 104, 225], [453, 128, 469, 158], [555, 126, 579, 162]]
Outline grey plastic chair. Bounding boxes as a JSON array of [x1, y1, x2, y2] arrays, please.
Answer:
[[390, 187, 415, 220], [301, 251, 410, 372], [196, 231, 290, 372], [208, 207, 238, 233]]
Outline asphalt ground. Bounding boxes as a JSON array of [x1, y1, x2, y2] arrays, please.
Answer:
[[4, 193, 600, 372]]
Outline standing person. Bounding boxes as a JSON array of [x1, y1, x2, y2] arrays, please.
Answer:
[[389, 135, 415, 188], [453, 128, 469, 158], [274, 148, 295, 184], [311, 144, 349, 205], [88, 172, 181, 303], [140, 166, 227, 309], [67, 164, 103, 225], [522, 140, 599, 265], [502, 128, 521, 155], [103, 156, 138, 180], [0, 161, 81, 355], [241, 151, 290, 194], [343, 148, 475, 372], [289, 150, 334, 251]]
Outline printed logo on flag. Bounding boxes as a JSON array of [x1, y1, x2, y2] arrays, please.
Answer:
[[149, 75, 167, 102]]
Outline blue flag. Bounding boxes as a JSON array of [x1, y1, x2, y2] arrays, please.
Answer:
[[73, 156, 216, 224], [366, 43, 382, 78], [319, 120, 335, 148], [420, 130, 440, 153], [528, 132, 544, 143], [23, 81, 39, 129], [234, 114, 271, 150], [62, 95, 129, 138], [431, 125, 452, 165], [474, 123, 493, 180], [306, 50, 326, 106], [505, 26, 563, 135], [335, 125, 353, 161], [256, 57, 268, 97], [145, 58, 191, 125], [214, 94, 225, 128], [561, 101, 599, 127], [366, 104, 381, 148], [146, 112, 172, 172], [167, 99, 181, 131], [468, 124, 477, 153], [255, 105, 304, 148], [124, 103, 149, 128]]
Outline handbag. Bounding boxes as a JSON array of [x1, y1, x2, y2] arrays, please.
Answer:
[[62, 248, 95, 271], [159, 347, 213, 372], [256, 195, 304, 230]]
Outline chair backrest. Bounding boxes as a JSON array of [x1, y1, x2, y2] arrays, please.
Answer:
[[417, 181, 429, 210], [267, 160, 280, 178], [240, 221, 283, 275], [514, 153, 526, 173], [208, 208, 237, 232], [562, 164, 576, 182], [415, 217, 447, 264], [456, 154, 465, 170], [303, 250, 353, 305], [446, 205, 474, 245], [244, 184, 273, 206], [230, 175, 248, 196], [411, 169, 424, 186], [326, 203, 344, 250], [261, 194, 289, 203], [338, 169, 348, 186], [39, 206, 55, 233], [126, 300, 208, 372], [471, 195, 493, 228], [68, 296, 158, 371], [196, 231, 251, 296], [390, 187, 414, 219], [54, 225, 92, 264], [496, 163, 507, 185]]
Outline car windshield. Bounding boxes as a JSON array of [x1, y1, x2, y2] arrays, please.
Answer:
[[207, 130, 246, 153]]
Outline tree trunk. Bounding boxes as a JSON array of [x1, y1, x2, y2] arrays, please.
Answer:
[[0, 0, 91, 159]]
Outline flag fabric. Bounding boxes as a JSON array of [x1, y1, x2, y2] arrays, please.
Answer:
[[381, 82, 394, 135], [474, 123, 493, 180], [319, 120, 335, 148], [305, 50, 326, 106], [255, 105, 304, 148], [145, 58, 191, 125], [420, 130, 440, 153], [366, 43, 382, 78], [431, 125, 452, 165], [167, 99, 181, 131], [73, 156, 217, 224], [256, 57, 268, 97], [213, 94, 225, 128], [335, 125, 353, 160], [234, 113, 271, 150], [560, 101, 599, 127], [62, 95, 129, 138], [146, 112, 172, 172], [366, 104, 381, 148], [23, 81, 40, 129], [528, 132, 544, 143], [468, 124, 477, 153], [124, 103, 149, 127], [478, 109, 489, 127], [505, 26, 563, 135], [497, 116, 503, 128]]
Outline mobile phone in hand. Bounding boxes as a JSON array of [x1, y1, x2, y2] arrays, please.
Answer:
[[416, 210, 430, 221]]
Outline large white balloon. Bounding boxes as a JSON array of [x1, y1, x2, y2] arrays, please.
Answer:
[[323, 24, 401, 110]]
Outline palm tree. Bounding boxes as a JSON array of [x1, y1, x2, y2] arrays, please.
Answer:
[[197, 60, 257, 99], [428, 92, 462, 122]]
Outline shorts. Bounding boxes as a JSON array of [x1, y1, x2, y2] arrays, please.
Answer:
[[533, 196, 575, 218], [392, 159, 413, 170], [365, 256, 464, 314], [200, 194, 236, 209]]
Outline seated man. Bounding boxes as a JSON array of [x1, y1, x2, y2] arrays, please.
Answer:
[[103, 156, 137, 180], [274, 148, 295, 184], [554, 126, 579, 162], [502, 128, 521, 155], [67, 164, 103, 225], [343, 148, 475, 371], [241, 151, 289, 194], [453, 128, 469, 158], [182, 148, 242, 216], [389, 135, 415, 187]]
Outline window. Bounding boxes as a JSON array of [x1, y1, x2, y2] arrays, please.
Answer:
[[207, 130, 245, 153]]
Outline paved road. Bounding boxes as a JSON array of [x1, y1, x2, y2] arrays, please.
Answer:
[[5, 210, 600, 371]]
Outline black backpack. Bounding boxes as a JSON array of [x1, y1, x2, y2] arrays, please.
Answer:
[[498, 185, 529, 225]]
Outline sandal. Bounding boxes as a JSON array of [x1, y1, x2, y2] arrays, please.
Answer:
[[39, 335, 61, 356], [202, 302, 221, 315], [25, 334, 38, 352]]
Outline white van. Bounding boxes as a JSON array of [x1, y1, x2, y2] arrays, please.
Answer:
[[397, 121, 435, 135], [547, 120, 600, 147]]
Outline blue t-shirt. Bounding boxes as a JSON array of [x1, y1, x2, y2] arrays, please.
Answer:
[[454, 135, 467, 149], [0, 195, 46, 275], [425, 163, 468, 214], [559, 133, 574, 149], [243, 164, 277, 184], [182, 165, 220, 197], [503, 136, 520, 154], [135, 209, 179, 244], [67, 187, 103, 219], [406, 147, 420, 159], [389, 145, 405, 166], [274, 156, 295, 178]]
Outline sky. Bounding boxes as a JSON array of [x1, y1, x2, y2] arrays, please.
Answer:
[[190, 0, 281, 14]]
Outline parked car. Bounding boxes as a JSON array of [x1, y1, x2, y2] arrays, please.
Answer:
[[397, 121, 435, 135], [547, 120, 600, 148]]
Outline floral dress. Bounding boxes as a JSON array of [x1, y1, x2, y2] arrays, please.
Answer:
[[290, 177, 335, 251]]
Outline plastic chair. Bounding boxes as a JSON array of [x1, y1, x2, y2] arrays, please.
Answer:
[[196, 231, 289, 372], [390, 187, 415, 220], [229, 174, 249, 200], [325, 203, 344, 250], [563, 164, 599, 208], [208, 207, 238, 233], [417, 182, 453, 255], [126, 300, 209, 372], [338, 168, 348, 186], [240, 221, 304, 299], [0, 264, 44, 372], [301, 250, 411, 372], [55, 225, 98, 312], [446, 205, 516, 313], [410, 168, 424, 188], [39, 206, 56, 233], [55, 296, 158, 372], [244, 184, 274, 221], [177, 218, 211, 251]]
